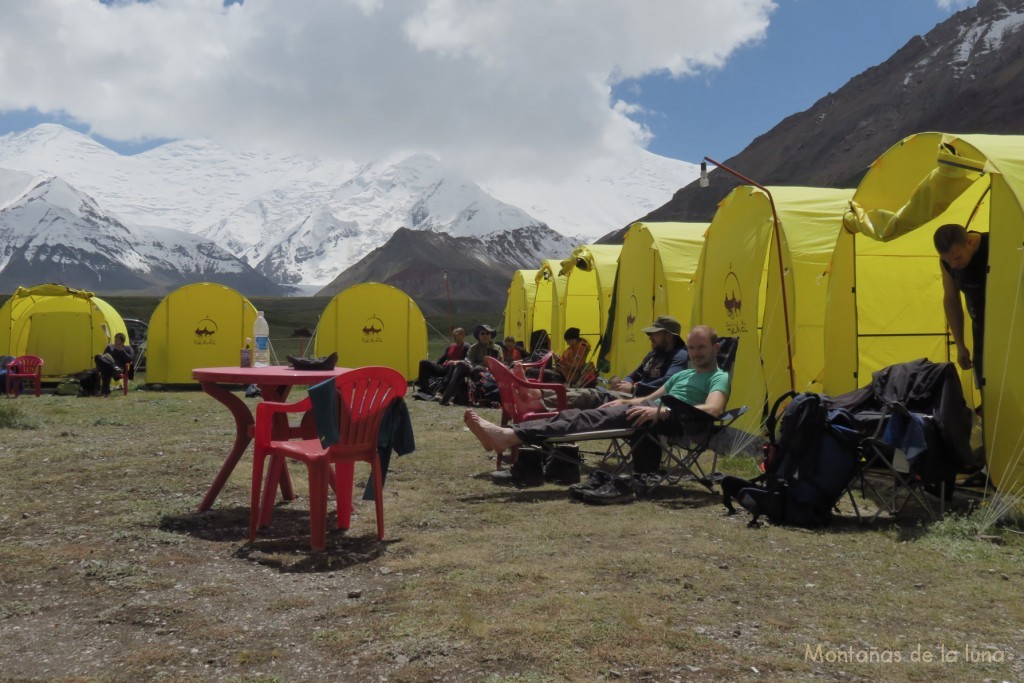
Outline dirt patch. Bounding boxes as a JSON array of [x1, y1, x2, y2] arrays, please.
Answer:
[[0, 391, 1022, 681]]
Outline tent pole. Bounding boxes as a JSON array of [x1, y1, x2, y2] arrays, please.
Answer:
[[443, 270, 454, 335], [703, 156, 796, 393]]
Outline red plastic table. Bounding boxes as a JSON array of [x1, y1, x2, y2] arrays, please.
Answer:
[[192, 366, 351, 512]]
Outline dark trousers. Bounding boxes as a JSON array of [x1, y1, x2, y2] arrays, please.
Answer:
[[511, 402, 665, 474], [416, 360, 447, 393]]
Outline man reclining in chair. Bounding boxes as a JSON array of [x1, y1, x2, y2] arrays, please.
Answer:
[[465, 325, 729, 475]]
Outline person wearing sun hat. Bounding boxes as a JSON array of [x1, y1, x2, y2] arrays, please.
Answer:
[[613, 315, 689, 397]]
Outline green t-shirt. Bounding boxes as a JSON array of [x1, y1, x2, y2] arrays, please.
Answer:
[[658, 367, 730, 407]]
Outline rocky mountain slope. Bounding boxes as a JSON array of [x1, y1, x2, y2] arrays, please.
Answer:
[[619, 0, 1024, 233]]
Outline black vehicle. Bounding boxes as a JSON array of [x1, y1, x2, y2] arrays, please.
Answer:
[[123, 318, 149, 371]]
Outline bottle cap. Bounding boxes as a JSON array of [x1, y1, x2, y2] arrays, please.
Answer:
[[257, 310, 265, 317]]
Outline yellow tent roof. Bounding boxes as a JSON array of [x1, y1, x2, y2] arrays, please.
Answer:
[[502, 269, 538, 345], [0, 284, 127, 379], [694, 186, 853, 435], [559, 245, 621, 363], [831, 132, 1024, 495], [146, 283, 257, 384], [315, 282, 427, 381], [607, 222, 707, 378]]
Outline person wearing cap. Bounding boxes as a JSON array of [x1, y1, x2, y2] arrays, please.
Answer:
[[551, 327, 594, 387], [436, 323, 502, 405], [611, 315, 690, 398], [543, 315, 688, 410], [465, 325, 730, 474]]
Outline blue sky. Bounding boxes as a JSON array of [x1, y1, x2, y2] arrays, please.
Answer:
[[617, 0, 967, 161], [0, 0, 976, 170]]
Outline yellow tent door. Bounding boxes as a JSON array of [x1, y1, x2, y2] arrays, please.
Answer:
[[608, 222, 706, 378], [502, 269, 538, 345], [315, 283, 427, 381], [560, 245, 621, 364], [146, 283, 257, 384]]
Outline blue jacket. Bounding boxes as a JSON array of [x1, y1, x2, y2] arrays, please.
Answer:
[[627, 345, 689, 396]]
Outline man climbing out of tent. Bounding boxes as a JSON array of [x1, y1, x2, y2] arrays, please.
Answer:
[[414, 327, 470, 398], [935, 222, 989, 487], [465, 325, 729, 475], [544, 315, 689, 410], [94, 332, 134, 397], [935, 223, 988, 386]]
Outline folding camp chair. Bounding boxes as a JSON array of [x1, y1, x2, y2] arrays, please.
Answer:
[[852, 402, 948, 522], [533, 337, 745, 491]]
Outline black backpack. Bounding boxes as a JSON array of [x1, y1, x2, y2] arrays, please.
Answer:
[[722, 391, 863, 528]]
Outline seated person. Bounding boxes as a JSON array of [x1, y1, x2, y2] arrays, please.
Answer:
[[531, 328, 594, 386], [526, 329, 551, 362], [547, 315, 689, 409], [501, 335, 523, 365], [415, 328, 469, 395], [94, 332, 135, 396], [436, 323, 502, 405], [465, 325, 728, 474]]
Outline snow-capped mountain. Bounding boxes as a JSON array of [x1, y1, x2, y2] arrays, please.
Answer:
[[0, 171, 285, 295], [0, 124, 693, 293]]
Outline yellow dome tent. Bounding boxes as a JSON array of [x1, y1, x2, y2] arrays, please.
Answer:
[[604, 222, 707, 378], [533, 259, 569, 353], [502, 269, 538, 346], [314, 282, 427, 381], [0, 284, 127, 379], [693, 186, 853, 435], [829, 132, 1023, 495], [146, 283, 257, 384], [559, 245, 621, 362]]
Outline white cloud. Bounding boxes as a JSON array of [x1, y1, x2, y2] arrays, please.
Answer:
[[936, 0, 977, 10], [0, 0, 774, 176]]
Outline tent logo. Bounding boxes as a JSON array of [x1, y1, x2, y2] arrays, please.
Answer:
[[625, 292, 638, 342], [361, 314, 384, 343], [723, 268, 747, 335], [194, 316, 218, 345]]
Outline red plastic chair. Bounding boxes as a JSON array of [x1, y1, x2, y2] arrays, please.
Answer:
[[114, 362, 133, 396], [484, 356, 567, 468], [250, 366, 406, 551], [5, 355, 44, 397]]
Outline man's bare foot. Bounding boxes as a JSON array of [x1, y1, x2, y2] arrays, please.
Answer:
[[464, 410, 522, 453]]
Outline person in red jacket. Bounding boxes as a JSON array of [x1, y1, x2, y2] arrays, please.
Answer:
[[414, 328, 469, 394]]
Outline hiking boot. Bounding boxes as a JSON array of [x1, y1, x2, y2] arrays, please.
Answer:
[[577, 476, 636, 505], [631, 472, 663, 498], [569, 469, 612, 500]]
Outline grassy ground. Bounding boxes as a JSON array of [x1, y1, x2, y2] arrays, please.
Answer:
[[0, 385, 1021, 682]]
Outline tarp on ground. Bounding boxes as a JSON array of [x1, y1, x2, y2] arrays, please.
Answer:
[[146, 283, 257, 384], [604, 222, 707, 378], [829, 132, 1023, 495], [693, 186, 853, 435], [0, 284, 127, 379], [502, 269, 538, 345], [314, 282, 427, 381], [559, 245, 621, 363], [533, 259, 568, 352]]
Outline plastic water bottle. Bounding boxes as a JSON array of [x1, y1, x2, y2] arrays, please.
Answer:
[[253, 312, 270, 367]]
